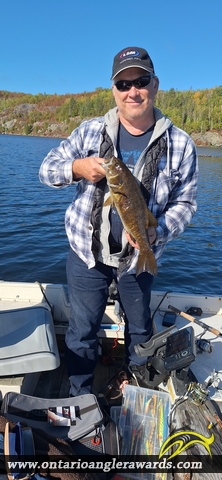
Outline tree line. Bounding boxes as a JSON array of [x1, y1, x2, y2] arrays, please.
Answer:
[[0, 85, 222, 136]]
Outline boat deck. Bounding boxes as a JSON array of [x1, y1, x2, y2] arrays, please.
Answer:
[[33, 334, 123, 401], [1, 282, 222, 478], [31, 334, 222, 480]]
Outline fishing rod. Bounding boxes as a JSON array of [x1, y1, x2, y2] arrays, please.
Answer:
[[168, 305, 222, 337]]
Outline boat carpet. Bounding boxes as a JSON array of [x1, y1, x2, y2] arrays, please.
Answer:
[[34, 335, 126, 400], [171, 395, 222, 479]]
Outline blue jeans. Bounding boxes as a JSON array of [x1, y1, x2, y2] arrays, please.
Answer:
[[65, 248, 153, 396]]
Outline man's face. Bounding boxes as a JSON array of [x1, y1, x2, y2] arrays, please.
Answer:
[[112, 67, 159, 125]]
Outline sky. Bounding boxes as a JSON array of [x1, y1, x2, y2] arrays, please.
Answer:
[[1, 0, 222, 96]]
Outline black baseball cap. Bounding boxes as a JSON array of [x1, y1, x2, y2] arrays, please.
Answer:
[[111, 46, 155, 80]]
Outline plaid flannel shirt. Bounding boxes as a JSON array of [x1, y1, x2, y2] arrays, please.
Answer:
[[39, 108, 198, 270]]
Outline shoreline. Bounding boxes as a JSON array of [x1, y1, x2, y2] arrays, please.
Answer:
[[1, 131, 222, 153]]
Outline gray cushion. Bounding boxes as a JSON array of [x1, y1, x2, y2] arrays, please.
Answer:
[[0, 306, 60, 375]]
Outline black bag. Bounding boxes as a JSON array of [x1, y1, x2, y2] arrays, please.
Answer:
[[0, 414, 96, 480], [1, 391, 120, 455]]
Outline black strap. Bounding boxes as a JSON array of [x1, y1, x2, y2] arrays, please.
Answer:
[[7, 402, 98, 422]]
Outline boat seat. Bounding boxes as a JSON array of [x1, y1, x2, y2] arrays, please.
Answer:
[[0, 306, 60, 376]]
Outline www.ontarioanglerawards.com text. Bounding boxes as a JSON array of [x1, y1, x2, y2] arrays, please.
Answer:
[[6, 457, 203, 474]]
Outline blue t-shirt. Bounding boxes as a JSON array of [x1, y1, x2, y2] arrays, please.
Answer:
[[109, 123, 154, 251]]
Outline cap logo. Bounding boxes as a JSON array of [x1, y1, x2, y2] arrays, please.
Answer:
[[120, 49, 140, 59]]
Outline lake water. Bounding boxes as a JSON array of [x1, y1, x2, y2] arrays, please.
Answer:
[[0, 135, 222, 296]]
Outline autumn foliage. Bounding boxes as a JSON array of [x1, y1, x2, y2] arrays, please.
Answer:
[[0, 86, 222, 137]]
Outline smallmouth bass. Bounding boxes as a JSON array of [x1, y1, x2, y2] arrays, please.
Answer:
[[102, 156, 158, 276]]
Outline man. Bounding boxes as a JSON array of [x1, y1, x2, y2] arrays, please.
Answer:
[[39, 46, 198, 396]]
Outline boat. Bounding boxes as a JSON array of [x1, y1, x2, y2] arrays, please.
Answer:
[[0, 280, 222, 478]]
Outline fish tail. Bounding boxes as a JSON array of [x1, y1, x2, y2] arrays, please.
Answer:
[[136, 250, 158, 277]]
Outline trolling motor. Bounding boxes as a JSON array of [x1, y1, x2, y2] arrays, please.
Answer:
[[135, 325, 197, 390]]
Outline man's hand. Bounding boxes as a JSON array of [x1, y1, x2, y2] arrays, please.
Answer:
[[72, 156, 106, 183], [125, 227, 157, 249]]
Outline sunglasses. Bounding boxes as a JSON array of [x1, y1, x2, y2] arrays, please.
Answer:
[[114, 75, 154, 92]]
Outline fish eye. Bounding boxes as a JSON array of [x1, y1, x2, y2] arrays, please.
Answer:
[[115, 164, 121, 171]]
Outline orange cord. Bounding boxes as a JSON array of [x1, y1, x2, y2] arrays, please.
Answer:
[[112, 323, 121, 349]]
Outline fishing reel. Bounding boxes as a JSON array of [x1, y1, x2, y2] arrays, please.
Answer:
[[135, 326, 197, 389], [196, 336, 213, 354]]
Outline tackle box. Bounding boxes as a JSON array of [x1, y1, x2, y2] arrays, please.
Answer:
[[118, 384, 171, 479]]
